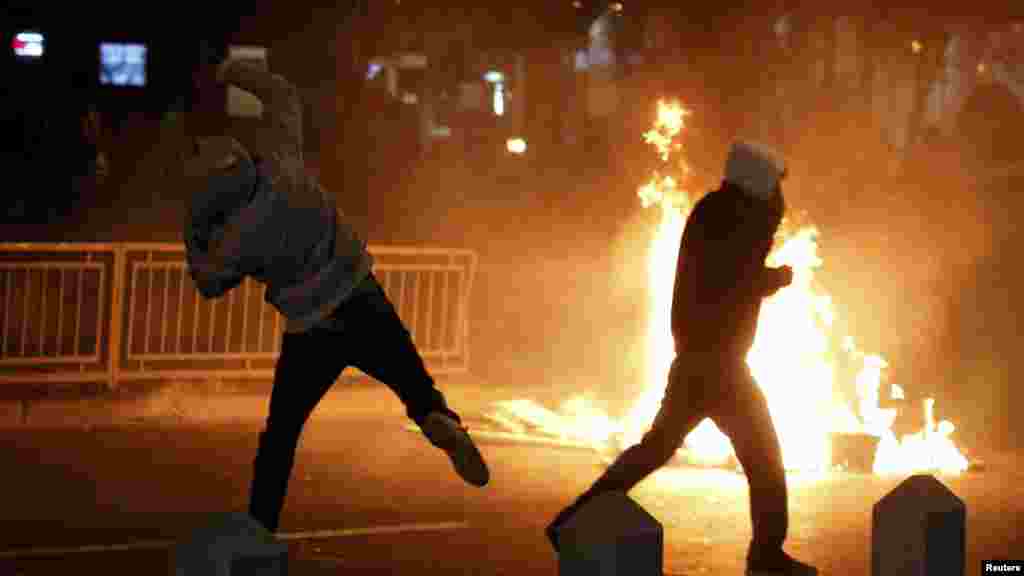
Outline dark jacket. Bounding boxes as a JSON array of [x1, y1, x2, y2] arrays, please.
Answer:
[[671, 181, 787, 361], [184, 60, 373, 333]]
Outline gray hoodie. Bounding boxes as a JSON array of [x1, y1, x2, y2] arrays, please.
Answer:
[[184, 59, 373, 333]]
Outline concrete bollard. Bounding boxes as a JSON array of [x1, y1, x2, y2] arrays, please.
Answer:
[[172, 512, 288, 576], [558, 491, 663, 576], [872, 474, 965, 576]]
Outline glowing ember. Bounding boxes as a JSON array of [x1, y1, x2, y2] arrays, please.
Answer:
[[490, 99, 969, 477]]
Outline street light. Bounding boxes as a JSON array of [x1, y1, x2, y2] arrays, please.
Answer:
[[506, 138, 527, 154], [484, 70, 505, 116]]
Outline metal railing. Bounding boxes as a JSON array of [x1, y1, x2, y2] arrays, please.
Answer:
[[0, 243, 476, 388]]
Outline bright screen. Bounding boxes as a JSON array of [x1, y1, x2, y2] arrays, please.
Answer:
[[99, 42, 147, 87]]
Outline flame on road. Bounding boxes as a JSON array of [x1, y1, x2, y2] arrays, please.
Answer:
[[488, 99, 969, 476]]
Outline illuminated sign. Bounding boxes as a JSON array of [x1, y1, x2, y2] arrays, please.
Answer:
[[12, 32, 44, 59], [100, 43, 148, 87]]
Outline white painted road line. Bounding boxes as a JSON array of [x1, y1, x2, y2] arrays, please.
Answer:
[[0, 539, 173, 558], [0, 520, 470, 559], [277, 521, 469, 542]]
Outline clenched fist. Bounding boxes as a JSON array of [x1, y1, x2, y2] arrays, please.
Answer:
[[776, 265, 794, 288], [761, 265, 793, 296]]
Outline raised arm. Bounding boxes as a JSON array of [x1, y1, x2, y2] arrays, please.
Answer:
[[184, 214, 245, 300], [216, 58, 303, 160]]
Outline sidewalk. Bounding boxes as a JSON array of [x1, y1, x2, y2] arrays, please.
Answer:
[[0, 375, 550, 430]]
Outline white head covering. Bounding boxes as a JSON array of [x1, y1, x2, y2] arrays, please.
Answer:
[[724, 140, 786, 200]]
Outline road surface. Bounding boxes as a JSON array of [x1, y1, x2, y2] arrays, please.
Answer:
[[0, 411, 1020, 575]]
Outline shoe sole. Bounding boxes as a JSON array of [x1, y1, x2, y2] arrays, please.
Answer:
[[423, 416, 490, 487]]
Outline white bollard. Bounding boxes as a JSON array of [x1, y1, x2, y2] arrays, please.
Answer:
[[872, 474, 965, 576], [172, 512, 288, 576], [558, 491, 663, 576]]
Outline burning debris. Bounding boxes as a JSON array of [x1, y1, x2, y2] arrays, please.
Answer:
[[483, 99, 971, 477]]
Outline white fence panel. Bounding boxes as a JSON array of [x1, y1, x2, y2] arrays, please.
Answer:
[[0, 243, 476, 388]]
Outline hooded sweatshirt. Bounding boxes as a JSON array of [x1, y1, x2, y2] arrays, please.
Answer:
[[184, 59, 373, 333], [670, 181, 787, 362]]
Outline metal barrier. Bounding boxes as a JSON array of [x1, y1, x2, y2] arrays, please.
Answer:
[[0, 243, 476, 388]]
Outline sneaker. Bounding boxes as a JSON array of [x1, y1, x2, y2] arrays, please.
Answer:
[[746, 549, 818, 576], [421, 412, 490, 487]]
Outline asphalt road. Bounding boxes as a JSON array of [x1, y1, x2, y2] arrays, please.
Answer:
[[0, 412, 1021, 575]]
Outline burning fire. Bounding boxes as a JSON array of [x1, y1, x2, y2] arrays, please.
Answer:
[[488, 99, 969, 476]]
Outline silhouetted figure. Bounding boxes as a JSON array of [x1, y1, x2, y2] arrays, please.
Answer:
[[183, 57, 489, 534], [547, 142, 818, 576]]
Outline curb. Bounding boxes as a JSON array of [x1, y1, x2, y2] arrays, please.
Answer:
[[0, 377, 531, 430], [0, 391, 405, 429], [0, 395, 247, 429]]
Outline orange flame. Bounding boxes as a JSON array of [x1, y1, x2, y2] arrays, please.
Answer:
[[490, 99, 969, 476]]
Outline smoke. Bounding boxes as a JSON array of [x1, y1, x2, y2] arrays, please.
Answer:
[[531, 203, 658, 417], [770, 90, 1024, 449]]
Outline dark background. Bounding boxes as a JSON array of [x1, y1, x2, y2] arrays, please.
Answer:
[[2, 2, 1023, 451]]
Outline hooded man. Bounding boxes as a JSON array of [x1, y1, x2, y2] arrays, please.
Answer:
[[546, 141, 818, 576], [183, 56, 490, 535]]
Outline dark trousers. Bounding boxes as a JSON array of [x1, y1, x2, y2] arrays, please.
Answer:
[[248, 273, 454, 533], [585, 353, 789, 561]]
